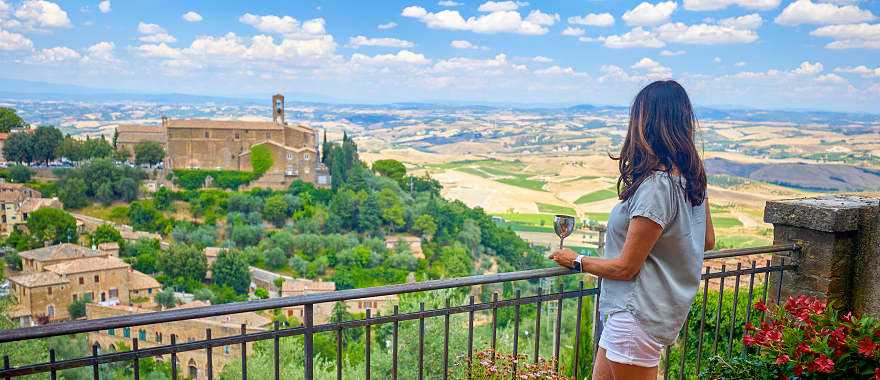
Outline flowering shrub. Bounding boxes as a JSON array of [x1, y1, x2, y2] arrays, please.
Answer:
[[705, 295, 880, 379], [458, 349, 567, 380]]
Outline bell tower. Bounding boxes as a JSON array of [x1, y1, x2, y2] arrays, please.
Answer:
[[272, 94, 285, 124]]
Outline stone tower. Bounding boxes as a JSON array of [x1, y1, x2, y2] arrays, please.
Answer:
[[272, 94, 285, 124]]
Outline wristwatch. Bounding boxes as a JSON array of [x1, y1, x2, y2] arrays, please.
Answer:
[[572, 254, 585, 272]]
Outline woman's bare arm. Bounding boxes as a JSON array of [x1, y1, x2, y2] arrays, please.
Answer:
[[704, 200, 715, 251], [550, 217, 662, 281]]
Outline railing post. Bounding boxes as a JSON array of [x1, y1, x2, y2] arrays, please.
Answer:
[[304, 303, 314, 380], [765, 195, 879, 315]]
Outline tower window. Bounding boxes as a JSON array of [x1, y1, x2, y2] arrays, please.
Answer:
[[304, 153, 310, 161], [234, 132, 240, 140], [204, 131, 210, 138]]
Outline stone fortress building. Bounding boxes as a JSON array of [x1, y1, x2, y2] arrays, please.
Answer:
[[135, 94, 332, 189]]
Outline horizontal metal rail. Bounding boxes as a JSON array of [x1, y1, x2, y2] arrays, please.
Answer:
[[703, 243, 798, 260]]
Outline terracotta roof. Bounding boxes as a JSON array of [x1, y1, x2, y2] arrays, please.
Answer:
[[116, 124, 164, 134], [128, 270, 161, 290], [116, 124, 166, 144], [176, 301, 273, 328], [9, 271, 66, 288], [20, 197, 62, 214], [166, 119, 283, 131], [281, 278, 336, 295], [0, 133, 7, 141], [97, 242, 120, 251], [0, 192, 24, 203], [45, 256, 129, 275], [19, 243, 106, 262]]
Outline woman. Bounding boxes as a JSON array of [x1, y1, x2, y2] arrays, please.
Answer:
[[550, 80, 715, 380]]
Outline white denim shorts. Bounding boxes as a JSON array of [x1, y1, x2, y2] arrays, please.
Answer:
[[598, 311, 665, 367]]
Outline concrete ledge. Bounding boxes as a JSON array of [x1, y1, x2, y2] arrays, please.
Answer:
[[764, 195, 879, 233]]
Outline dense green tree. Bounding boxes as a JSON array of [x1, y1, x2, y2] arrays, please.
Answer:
[[96, 182, 114, 205], [458, 219, 482, 256], [115, 177, 139, 202], [127, 238, 162, 274], [378, 188, 405, 230], [55, 137, 84, 162], [413, 214, 437, 241], [134, 141, 165, 166], [262, 194, 289, 227], [128, 201, 165, 232], [3, 132, 33, 163], [8, 164, 33, 183], [372, 159, 406, 182], [326, 189, 357, 232], [171, 222, 217, 248], [0, 108, 26, 132], [67, 299, 88, 319], [153, 186, 174, 210], [213, 250, 251, 294], [264, 247, 287, 270], [254, 288, 269, 299], [83, 137, 114, 159], [227, 193, 263, 214], [357, 192, 382, 234], [57, 177, 88, 208], [90, 224, 122, 247], [154, 288, 177, 310], [158, 244, 207, 286], [31, 126, 63, 164], [27, 208, 77, 244], [2, 249, 21, 271]]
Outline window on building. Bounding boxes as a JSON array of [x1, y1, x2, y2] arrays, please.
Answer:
[[47, 287, 52, 295], [224, 346, 231, 355], [123, 328, 130, 338], [148, 288, 153, 294], [109, 288, 118, 299], [287, 152, 293, 160], [138, 329, 146, 341], [84, 292, 94, 302], [155, 332, 163, 343], [304, 153, 310, 161], [108, 329, 115, 336], [234, 132, 240, 140], [79, 277, 84, 285], [72, 294, 78, 302], [47, 305, 54, 318], [266, 132, 271, 139], [204, 131, 210, 138], [94, 275, 99, 283]]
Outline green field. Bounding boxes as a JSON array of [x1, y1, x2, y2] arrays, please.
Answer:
[[575, 188, 617, 204], [713, 216, 743, 228], [454, 167, 491, 178], [715, 234, 772, 249], [495, 213, 555, 225], [536, 203, 576, 215], [496, 177, 546, 192], [586, 212, 610, 222]]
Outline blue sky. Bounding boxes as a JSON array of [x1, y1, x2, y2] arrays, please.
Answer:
[[2, 0, 880, 111]]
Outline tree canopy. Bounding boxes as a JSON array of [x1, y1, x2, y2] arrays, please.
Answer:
[[26, 208, 77, 245], [134, 141, 165, 166], [0, 108, 26, 132]]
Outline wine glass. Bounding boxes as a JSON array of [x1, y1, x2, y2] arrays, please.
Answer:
[[553, 214, 576, 249]]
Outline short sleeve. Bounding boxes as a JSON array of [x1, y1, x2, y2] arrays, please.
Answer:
[[628, 174, 676, 230]]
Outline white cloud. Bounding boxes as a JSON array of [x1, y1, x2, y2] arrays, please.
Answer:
[[401, 5, 558, 35], [478, 1, 520, 12], [683, 0, 780, 11], [137, 22, 164, 34], [660, 49, 686, 56], [561, 27, 585, 36], [378, 22, 397, 29], [349, 35, 414, 48], [130, 43, 183, 59], [631, 57, 672, 76], [98, 0, 110, 14], [32, 45, 80, 62], [713, 56, 722, 63], [0, 27, 32, 50], [532, 55, 552, 63], [597, 27, 666, 48], [13, 0, 71, 30], [719, 13, 763, 29], [137, 22, 176, 43], [654, 21, 760, 44], [810, 23, 880, 49], [735, 61, 747, 66], [239, 13, 328, 37], [450, 39, 476, 49], [835, 65, 880, 77], [350, 50, 431, 66], [816, 73, 846, 83], [533, 65, 580, 76], [622, 1, 677, 27], [568, 13, 614, 27], [775, 0, 875, 26], [86, 41, 115, 61], [792, 61, 823, 75], [438, 0, 462, 6], [182, 11, 203, 22]]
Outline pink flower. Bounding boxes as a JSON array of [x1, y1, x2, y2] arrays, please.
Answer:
[[743, 335, 757, 347], [858, 337, 877, 358], [755, 300, 768, 312], [813, 355, 834, 373], [775, 354, 790, 365]]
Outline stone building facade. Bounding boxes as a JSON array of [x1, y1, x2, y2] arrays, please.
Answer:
[[8, 244, 161, 326], [115, 124, 166, 158], [0, 182, 62, 236], [86, 301, 271, 380], [163, 94, 330, 189]]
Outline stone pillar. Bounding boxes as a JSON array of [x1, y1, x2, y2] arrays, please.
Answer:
[[764, 195, 879, 316]]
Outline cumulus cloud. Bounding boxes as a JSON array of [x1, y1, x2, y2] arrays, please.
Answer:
[[130, 42, 182, 59], [98, 0, 110, 14], [791, 61, 823, 75], [775, 0, 876, 26], [631, 57, 672, 76], [138, 22, 176, 43], [401, 5, 558, 35], [449, 39, 487, 49], [660, 49, 686, 56], [0, 27, 32, 50], [568, 12, 614, 27], [683, 0, 780, 11], [33, 45, 79, 61], [594, 27, 666, 48], [438, 0, 462, 6], [533, 65, 582, 76], [350, 50, 431, 65], [85, 41, 115, 61], [477, 1, 521, 12], [378, 21, 397, 29], [532, 55, 552, 63], [12, 0, 71, 30], [182, 11, 202, 22], [239, 13, 328, 37], [810, 23, 880, 49], [348, 35, 415, 48], [835, 65, 880, 77], [622, 1, 677, 27], [561, 27, 585, 36]]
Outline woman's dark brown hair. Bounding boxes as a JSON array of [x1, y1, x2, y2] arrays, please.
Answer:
[[614, 80, 707, 206]]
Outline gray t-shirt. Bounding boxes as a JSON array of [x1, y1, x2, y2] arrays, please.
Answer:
[[598, 171, 706, 345]]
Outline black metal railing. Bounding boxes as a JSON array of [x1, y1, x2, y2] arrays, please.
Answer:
[[0, 243, 799, 379]]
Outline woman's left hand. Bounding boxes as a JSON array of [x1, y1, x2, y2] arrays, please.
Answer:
[[549, 247, 579, 269]]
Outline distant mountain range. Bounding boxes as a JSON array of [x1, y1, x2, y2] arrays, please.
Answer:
[[705, 157, 880, 192], [2, 78, 879, 125]]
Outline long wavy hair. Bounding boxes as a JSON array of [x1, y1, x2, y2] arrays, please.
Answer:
[[613, 80, 707, 206]]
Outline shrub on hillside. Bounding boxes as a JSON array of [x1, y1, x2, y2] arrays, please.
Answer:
[[172, 169, 256, 190], [249, 144, 273, 176]]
